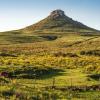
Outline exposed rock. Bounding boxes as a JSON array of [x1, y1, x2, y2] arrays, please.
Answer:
[[49, 9, 66, 19]]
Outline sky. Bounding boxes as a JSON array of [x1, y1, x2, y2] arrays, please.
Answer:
[[0, 0, 100, 32]]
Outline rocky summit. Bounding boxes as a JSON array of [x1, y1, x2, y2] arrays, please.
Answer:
[[49, 9, 65, 19]]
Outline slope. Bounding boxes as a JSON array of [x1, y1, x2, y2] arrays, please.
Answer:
[[22, 9, 98, 34]]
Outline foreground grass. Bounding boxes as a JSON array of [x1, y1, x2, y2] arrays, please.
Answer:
[[0, 67, 100, 99], [0, 33, 100, 99]]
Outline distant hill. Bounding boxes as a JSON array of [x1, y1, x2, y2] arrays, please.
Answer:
[[0, 9, 99, 45], [21, 9, 98, 34]]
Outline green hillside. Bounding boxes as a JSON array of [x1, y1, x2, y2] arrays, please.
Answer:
[[0, 10, 100, 99], [0, 10, 99, 45], [22, 10, 98, 34]]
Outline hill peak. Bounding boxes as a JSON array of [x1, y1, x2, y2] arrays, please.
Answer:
[[49, 9, 66, 19], [22, 9, 97, 33]]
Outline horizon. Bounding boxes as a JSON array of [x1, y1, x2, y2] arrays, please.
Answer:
[[0, 0, 100, 32]]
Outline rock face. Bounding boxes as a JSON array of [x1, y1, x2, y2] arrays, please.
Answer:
[[49, 9, 66, 19]]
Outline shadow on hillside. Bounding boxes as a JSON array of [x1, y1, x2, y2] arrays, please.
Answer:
[[88, 74, 100, 81], [8, 67, 65, 79], [0, 52, 17, 57], [40, 35, 58, 41]]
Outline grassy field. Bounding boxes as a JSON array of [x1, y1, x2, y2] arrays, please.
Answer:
[[0, 31, 100, 100]]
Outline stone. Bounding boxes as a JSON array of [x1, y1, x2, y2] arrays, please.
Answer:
[[49, 9, 65, 19]]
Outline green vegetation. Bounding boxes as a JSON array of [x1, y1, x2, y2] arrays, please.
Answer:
[[0, 10, 100, 100], [0, 32, 100, 99]]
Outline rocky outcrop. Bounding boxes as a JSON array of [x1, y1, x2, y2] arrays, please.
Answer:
[[49, 9, 66, 19]]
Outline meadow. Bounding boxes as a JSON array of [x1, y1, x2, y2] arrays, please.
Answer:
[[0, 32, 100, 100]]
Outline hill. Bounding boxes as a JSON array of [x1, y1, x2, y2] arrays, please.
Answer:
[[0, 9, 100, 99], [0, 9, 99, 45], [21, 9, 98, 34]]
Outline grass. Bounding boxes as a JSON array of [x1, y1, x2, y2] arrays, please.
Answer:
[[0, 31, 48, 44], [0, 31, 100, 99]]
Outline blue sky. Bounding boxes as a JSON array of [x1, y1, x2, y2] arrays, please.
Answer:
[[0, 0, 100, 32]]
